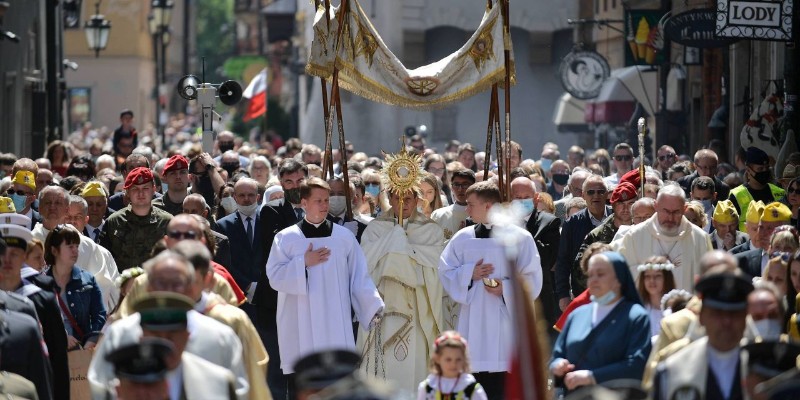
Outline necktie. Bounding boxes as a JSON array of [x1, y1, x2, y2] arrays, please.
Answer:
[[295, 208, 305, 221], [246, 217, 254, 245], [93, 228, 101, 243]]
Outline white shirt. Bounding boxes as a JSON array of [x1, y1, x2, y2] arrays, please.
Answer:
[[591, 298, 622, 328], [707, 346, 739, 399], [85, 221, 105, 241], [167, 364, 184, 400]]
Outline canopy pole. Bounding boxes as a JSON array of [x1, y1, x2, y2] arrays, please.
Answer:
[[484, 84, 498, 178], [501, 0, 512, 202]]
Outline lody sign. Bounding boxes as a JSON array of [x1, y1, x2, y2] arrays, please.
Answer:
[[716, 0, 794, 41]]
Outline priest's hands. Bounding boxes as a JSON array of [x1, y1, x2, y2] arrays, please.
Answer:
[[471, 259, 495, 280], [304, 243, 331, 267], [550, 358, 574, 378], [484, 280, 503, 296], [564, 370, 595, 390]]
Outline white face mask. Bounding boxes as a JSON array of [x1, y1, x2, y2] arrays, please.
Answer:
[[329, 195, 347, 216], [220, 197, 237, 214], [752, 318, 783, 340], [237, 202, 258, 216]]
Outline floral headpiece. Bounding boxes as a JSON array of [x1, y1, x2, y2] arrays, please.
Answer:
[[637, 262, 675, 273], [115, 267, 145, 288], [434, 331, 468, 349], [660, 289, 693, 312]]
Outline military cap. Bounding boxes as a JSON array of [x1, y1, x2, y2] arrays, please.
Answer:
[[124, 167, 155, 189], [743, 341, 800, 379], [120, 109, 134, 118], [0, 197, 15, 213], [163, 155, 189, 175], [618, 169, 641, 189], [712, 200, 739, 224], [294, 349, 361, 391], [695, 272, 754, 311], [610, 182, 637, 204], [0, 224, 32, 250], [132, 292, 194, 331], [0, 213, 30, 228], [81, 181, 107, 198], [746, 146, 769, 166], [106, 337, 174, 383], [762, 202, 792, 223], [11, 171, 35, 191], [746, 200, 766, 224]]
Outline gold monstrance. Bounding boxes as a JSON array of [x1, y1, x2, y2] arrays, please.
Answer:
[[381, 139, 423, 227]]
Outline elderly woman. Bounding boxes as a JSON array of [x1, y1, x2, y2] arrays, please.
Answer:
[[550, 251, 651, 391], [248, 155, 272, 186]]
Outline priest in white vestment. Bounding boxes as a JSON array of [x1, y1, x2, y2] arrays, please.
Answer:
[[611, 184, 711, 290], [266, 178, 384, 381], [438, 181, 542, 398], [358, 186, 445, 393]]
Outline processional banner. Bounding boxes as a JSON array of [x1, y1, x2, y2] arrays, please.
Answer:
[[306, 0, 515, 110]]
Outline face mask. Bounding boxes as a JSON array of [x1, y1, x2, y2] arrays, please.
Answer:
[[365, 184, 380, 198], [237, 202, 258, 216], [219, 143, 234, 153], [752, 318, 782, 340], [10, 193, 27, 212], [752, 169, 772, 185], [161, 182, 169, 193], [552, 174, 569, 186], [221, 163, 239, 176], [267, 199, 283, 207], [699, 199, 713, 216], [220, 197, 237, 214], [540, 158, 553, 174], [329, 195, 347, 216], [284, 188, 302, 205], [512, 198, 535, 215], [590, 290, 617, 306]]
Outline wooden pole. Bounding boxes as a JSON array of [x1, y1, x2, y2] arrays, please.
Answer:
[[501, 0, 512, 202], [484, 84, 498, 179]]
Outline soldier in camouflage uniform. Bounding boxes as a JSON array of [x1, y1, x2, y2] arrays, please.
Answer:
[[101, 167, 172, 271], [571, 182, 638, 293]]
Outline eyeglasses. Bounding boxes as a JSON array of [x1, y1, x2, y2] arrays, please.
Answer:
[[585, 189, 607, 196], [658, 153, 676, 161], [769, 251, 792, 261], [6, 189, 33, 197], [613, 155, 633, 161], [787, 186, 800, 195], [167, 230, 199, 240]]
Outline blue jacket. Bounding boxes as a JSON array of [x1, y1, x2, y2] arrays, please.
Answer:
[[48, 266, 107, 344], [550, 300, 651, 384]]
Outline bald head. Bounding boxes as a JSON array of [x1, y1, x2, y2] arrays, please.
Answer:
[[699, 250, 737, 276], [510, 177, 536, 200], [164, 214, 205, 249]]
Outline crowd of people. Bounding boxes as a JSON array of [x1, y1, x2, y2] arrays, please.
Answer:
[[0, 110, 799, 400]]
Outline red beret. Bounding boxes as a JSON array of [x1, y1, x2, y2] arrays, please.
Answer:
[[619, 169, 642, 188], [163, 155, 189, 175], [124, 167, 155, 189], [610, 182, 638, 204]]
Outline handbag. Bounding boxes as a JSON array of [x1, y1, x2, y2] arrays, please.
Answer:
[[68, 348, 93, 400]]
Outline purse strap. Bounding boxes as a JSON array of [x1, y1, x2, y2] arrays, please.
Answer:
[[55, 289, 85, 339]]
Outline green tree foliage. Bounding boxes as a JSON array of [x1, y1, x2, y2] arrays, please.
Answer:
[[195, 0, 234, 83]]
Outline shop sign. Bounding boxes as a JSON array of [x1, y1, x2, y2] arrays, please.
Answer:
[[625, 10, 669, 67], [716, 0, 793, 41], [664, 9, 739, 48], [559, 50, 610, 100]]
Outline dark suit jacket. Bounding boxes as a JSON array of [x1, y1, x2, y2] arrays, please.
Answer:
[[256, 199, 301, 311], [734, 248, 762, 278], [677, 172, 730, 201], [730, 240, 752, 255], [25, 288, 69, 400], [555, 206, 611, 299], [0, 308, 54, 400], [30, 210, 42, 230], [524, 209, 561, 327], [210, 230, 233, 269], [214, 208, 268, 296], [327, 214, 368, 243]]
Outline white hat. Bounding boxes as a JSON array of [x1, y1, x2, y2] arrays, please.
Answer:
[[0, 224, 33, 249], [0, 213, 32, 228]]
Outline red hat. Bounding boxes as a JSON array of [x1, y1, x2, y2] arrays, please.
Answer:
[[124, 167, 155, 189], [610, 182, 638, 204], [619, 169, 642, 188], [163, 155, 189, 175]]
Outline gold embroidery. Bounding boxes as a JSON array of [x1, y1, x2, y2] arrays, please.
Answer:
[[468, 16, 496, 71], [353, 17, 378, 67], [405, 78, 440, 96]]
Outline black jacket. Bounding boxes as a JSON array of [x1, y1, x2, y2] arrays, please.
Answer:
[[555, 206, 611, 299], [20, 285, 69, 400], [524, 209, 561, 327], [0, 308, 54, 400]]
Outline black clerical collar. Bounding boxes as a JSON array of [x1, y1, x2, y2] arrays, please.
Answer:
[[298, 218, 333, 238], [474, 223, 492, 239]]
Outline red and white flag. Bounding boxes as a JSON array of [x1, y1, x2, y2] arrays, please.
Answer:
[[242, 68, 267, 121]]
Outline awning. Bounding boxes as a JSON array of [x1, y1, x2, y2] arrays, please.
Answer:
[[585, 66, 658, 125], [553, 93, 589, 133]]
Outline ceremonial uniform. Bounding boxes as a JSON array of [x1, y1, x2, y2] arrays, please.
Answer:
[[0, 308, 53, 400], [100, 204, 172, 271], [431, 203, 468, 241], [152, 192, 186, 216]]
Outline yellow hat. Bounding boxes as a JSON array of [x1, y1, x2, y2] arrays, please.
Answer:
[[0, 197, 15, 213], [713, 200, 739, 224], [761, 202, 792, 223], [81, 181, 107, 198], [745, 201, 766, 224], [11, 171, 35, 191]]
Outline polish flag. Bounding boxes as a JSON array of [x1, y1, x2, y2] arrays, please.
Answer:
[[242, 68, 267, 121]]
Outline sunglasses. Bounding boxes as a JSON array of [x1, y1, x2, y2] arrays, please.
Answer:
[[613, 155, 633, 161], [6, 189, 33, 197], [167, 230, 198, 240], [658, 153, 676, 161], [787, 187, 800, 195], [586, 189, 607, 196], [769, 251, 792, 262]]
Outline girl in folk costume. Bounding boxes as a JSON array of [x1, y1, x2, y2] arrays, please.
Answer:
[[635, 256, 676, 340], [417, 331, 487, 400]]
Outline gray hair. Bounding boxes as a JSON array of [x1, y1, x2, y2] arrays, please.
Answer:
[[68, 195, 88, 215], [249, 156, 272, 175], [183, 193, 208, 209], [566, 196, 588, 211], [171, 240, 212, 276], [143, 250, 195, 286], [656, 183, 686, 204], [631, 197, 656, 212], [581, 174, 607, 192], [39, 184, 68, 203]]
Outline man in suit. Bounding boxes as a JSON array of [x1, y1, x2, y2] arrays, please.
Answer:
[[256, 158, 307, 399], [555, 174, 611, 311], [730, 200, 765, 254], [735, 202, 792, 278], [510, 176, 561, 333], [81, 181, 112, 243], [710, 200, 749, 251]]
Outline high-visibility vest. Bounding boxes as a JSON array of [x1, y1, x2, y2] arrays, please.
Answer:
[[730, 183, 785, 231]]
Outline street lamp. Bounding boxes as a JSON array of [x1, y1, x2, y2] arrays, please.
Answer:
[[149, 0, 173, 151], [84, 1, 111, 58]]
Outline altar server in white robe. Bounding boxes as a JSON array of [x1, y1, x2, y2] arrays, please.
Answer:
[[438, 181, 542, 399], [266, 177, 384, 394]]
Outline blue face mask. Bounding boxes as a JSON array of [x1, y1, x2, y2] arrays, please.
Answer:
[[161, 182, 169, 193], [590, 290, 617, 305], [365, 184, 380, 197], [540, 158, 553, 174], [699, 199, 713, 215], [513, 198, 535, 215], [10, 193, 27, 212]]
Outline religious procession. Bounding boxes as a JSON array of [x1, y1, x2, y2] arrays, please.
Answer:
[[2, 0, 800, 399]]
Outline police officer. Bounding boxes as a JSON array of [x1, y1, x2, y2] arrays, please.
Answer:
[[101, 167, 172, 271], [728, 147, 785, 231], [106, 337, 174, 400]]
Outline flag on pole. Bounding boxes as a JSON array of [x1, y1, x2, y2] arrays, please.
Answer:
[[242, 68, 267, 121]]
